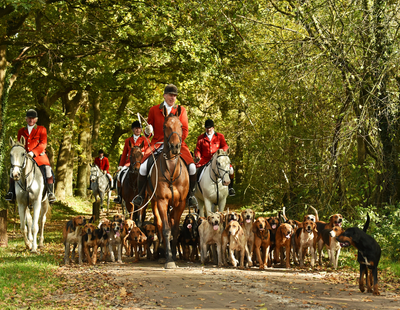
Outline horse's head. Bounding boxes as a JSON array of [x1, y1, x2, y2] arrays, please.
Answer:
[[163, 106, 183, 156], [9, 136, 28, 181], [89, 164, 100, 182], [213, 149, 231, 186], [129, 141, 144, 173]]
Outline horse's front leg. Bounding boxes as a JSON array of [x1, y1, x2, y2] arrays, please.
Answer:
[[18, 204, 32, 250], [25, 208, 33, 242], [158, 200, 175, 269], [218, 196, 228, 213], [170, 203, 184, 261], [30, 200, 42, 253], [38, 200, 49, 248], [203, 199, 213, 218], [99, 192, 104, 212]]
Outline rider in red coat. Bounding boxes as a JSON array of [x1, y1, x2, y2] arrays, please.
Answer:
[[5, 109, 56, 203], [133, 84, 198, 208], [88, 149, 113, 190], [113, 120, 148, 203], [194, 119, 236, 196]]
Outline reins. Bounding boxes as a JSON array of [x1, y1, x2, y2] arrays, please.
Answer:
[[10, 145, 38, 206], [209, 153, 230, 205]]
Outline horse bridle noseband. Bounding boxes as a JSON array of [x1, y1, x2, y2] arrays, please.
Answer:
[[211, 154, 230, 183], [129, 146, 142, 173], [10, 145, 37, 201]]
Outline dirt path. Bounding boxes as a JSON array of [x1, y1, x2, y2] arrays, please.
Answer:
[[50, 258, 400, 310]]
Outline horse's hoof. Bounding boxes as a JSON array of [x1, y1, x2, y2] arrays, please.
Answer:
[[165, 261, 177, 269]]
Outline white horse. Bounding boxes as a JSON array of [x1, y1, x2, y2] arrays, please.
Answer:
[[195, 149, 231, 217], [9, 136, 50, 252], [89, 164, 111, 213]]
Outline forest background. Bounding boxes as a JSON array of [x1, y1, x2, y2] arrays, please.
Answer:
[[1, 0, 400, 237]]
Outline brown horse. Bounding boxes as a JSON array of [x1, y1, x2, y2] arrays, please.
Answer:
[[149, 106, 189, 268], [121, 141, 147, 226]]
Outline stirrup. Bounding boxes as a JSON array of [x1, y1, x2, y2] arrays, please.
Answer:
[[5, 192, 15, 202], [229, 188, 236, 197], [48, 193, 56, 203], [132, 195, 143, 207]]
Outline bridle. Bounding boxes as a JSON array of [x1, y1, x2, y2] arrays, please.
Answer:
[[129, 145, 142, 174], [209, 153, 230, 205], [10, 144, 37, 199], [210, 154, 230, 184]]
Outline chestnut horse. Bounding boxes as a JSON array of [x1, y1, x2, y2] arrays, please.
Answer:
[[149, 106, 189, 268], [121, 141, 147, 226]]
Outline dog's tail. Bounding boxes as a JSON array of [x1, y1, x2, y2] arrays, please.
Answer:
[[309, 205, 319, 222], [363, 213, 370, 232]]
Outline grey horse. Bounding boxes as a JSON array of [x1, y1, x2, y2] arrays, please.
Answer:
[[9, 136, 50, 252], [89, 164, 111, 213]]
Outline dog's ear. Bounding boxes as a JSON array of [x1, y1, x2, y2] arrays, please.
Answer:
[[295, 220, 303, 228], [252, 222, 258, 234], [313, 221, 318, 232], [265, 220, 272, 230], [89, 215, 95, 223], [329, 215, 334, 223]]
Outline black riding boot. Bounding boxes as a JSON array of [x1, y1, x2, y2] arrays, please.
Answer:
[[111, 174, 118, 190], [133, 174, 147, 207], [188, 174, 198, 207], [114, 186, 122, 204], [5, 178, 15, 202], [228, 177, 235, 197], [46, 181, 56, 203]]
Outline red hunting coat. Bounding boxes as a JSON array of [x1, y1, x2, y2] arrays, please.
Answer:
[[17, 125, 50, 166], [119, 136, 148, 167], [142, 103, 194, 165], [95, 156, 110, 173], [194, 132, 229, 168]]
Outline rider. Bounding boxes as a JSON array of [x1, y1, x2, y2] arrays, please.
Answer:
[[5, 109, 56, 203], [194, 119, 236, 196], [88, 149, 113, 190], [113, 120, 147, 203], [132, 84, 198, 208]]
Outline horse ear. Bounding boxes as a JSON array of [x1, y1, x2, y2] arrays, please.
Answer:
[[162, 105, 168, 117], [226, 148, 230, 155], [9, 136, 15, 147], [139, 141, 144, 149], [129, 140, 132, 148], [19, 136, 26, 146], [176, 105, 181, 117]]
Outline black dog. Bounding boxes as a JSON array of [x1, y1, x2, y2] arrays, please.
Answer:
[[336, 213, 381, 295], [178, 213, 199, 261]]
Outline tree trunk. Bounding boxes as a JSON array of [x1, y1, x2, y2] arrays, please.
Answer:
[[76, 106, 90, 197], [55, 91, 84, 200], [108, 94, 131, 156], [66, 147, 74, 197], [0, 209, 8, 248], [234, 109, 244, 185]]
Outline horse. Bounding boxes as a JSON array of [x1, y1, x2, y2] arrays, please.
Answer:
[[9, 136, 50, 252], [195, 149, 231, 217], [148, 106, 189, 268], [121, 141, 147, 226], [89, 164, 111, 213]]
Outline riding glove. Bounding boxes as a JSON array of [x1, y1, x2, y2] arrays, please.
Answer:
[[144, 124, 153, 136]]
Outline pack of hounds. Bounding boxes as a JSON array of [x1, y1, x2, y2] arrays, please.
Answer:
[[63, 207, 381, 296]]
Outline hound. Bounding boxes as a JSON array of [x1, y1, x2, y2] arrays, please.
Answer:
[[143, 224, 159, 260], [321, 226, 344, 269], [252, 217, 272, 269], [336, 214, 381, 295], [241, 209, 255, 267], [198, 212, 224, 267], [108, 221, 123, 263], [221, 220, 247, 268], [294, 219, 318, 268], [274, 223, 294, 268], [82, 223, 101, 265], [63, 215, 87, 264]]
